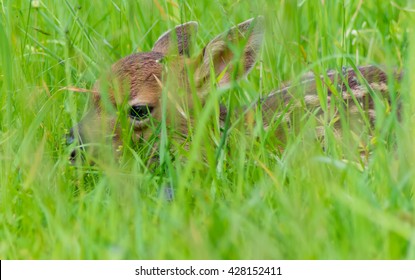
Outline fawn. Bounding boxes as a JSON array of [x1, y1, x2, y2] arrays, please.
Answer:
[[68, 17, 401, 162], [68, 18, 264, 162]]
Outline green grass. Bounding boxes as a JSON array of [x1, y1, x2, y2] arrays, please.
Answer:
[[1, 0, 415, 259]]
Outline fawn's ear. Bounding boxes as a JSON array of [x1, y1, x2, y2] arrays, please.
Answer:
[[152, 21, 199, 56], [194, 17, 264, 92]]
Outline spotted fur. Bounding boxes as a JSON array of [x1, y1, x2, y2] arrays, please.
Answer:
[[219, 65, 401, 141]]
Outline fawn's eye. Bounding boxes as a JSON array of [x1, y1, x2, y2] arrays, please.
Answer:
[[129, 105, 154, 120]]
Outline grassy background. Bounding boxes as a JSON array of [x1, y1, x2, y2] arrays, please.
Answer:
[[1, 0, 415, 259]]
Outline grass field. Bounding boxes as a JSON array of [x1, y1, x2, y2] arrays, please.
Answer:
[[1, 0, 415, 259]]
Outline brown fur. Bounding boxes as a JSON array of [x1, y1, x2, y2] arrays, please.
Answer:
[[224, 65, 401, 142]]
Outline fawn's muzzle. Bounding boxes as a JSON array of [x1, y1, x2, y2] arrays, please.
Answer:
[[67, 126, 84, 163]]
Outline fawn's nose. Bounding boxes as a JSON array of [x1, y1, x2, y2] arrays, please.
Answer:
[[69, 149, 78, 163], [67, 127, 82, 163]]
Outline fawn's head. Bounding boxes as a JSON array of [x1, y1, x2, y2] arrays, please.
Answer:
[[69, 18, 264, 163]]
